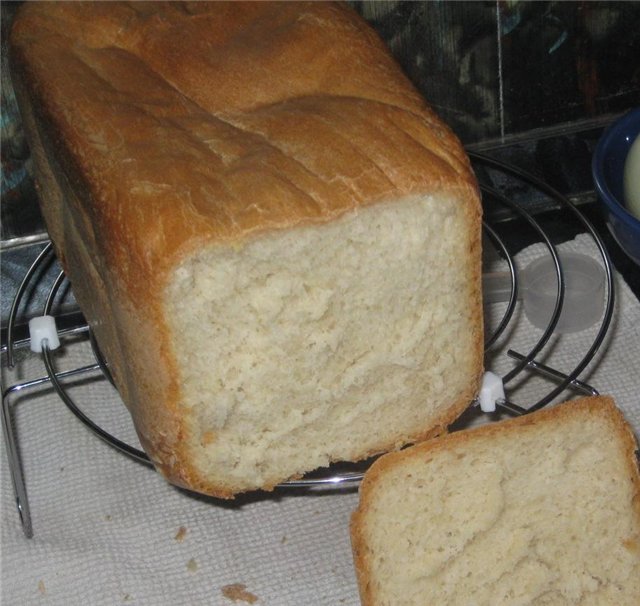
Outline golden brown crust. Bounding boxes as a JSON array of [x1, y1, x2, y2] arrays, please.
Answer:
[[10, 1, 483, 497], [350, 395, 640, 605]]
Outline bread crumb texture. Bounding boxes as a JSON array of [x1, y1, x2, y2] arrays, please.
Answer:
[[221, 583, 259, 604], [167, 196, 479, 492], [352, 397, 640, 605]]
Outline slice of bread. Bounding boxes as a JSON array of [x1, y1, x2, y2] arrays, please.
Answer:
[[351, 396, 640, 605]]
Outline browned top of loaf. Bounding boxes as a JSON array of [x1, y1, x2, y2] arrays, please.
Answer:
[[10, 1, 478, 296]]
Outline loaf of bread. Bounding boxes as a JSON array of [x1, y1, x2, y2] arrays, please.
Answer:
[[351, 396, 640, 605], [10, 2, 483, 497]]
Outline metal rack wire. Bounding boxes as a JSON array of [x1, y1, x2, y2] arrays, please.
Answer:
[[1, 153, 615, 538]]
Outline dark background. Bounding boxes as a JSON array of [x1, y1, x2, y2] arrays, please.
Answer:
[[352, 1, 640, 143]]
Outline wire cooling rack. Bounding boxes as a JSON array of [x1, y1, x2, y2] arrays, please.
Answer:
[[1, 153, 615, 538]]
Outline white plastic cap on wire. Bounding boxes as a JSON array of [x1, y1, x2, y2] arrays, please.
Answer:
[[28, 315, 60, 353], [478, 371, 505, 413]]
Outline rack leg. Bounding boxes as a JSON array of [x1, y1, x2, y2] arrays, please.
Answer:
[[1, 382, 33, 538]]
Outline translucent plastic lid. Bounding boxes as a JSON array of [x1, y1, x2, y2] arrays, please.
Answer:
[[484, 252, 605, 334]]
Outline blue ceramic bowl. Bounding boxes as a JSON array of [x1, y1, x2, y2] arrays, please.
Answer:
[[593, 108, 640, 266]]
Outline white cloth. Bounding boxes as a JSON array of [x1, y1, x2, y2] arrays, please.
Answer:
[[2, 234, 639, 605]]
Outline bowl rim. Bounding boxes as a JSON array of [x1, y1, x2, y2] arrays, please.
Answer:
[[592, 107, 640, 229]]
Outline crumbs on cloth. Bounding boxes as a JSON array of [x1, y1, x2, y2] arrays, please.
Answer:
[[221, 583, 259, 604], [186, 558, 198, 572], [174, 526, 187, 542]]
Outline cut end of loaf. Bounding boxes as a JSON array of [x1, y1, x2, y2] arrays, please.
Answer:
[[163, 195, 482, 495], [351, 396, 640, 606]]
